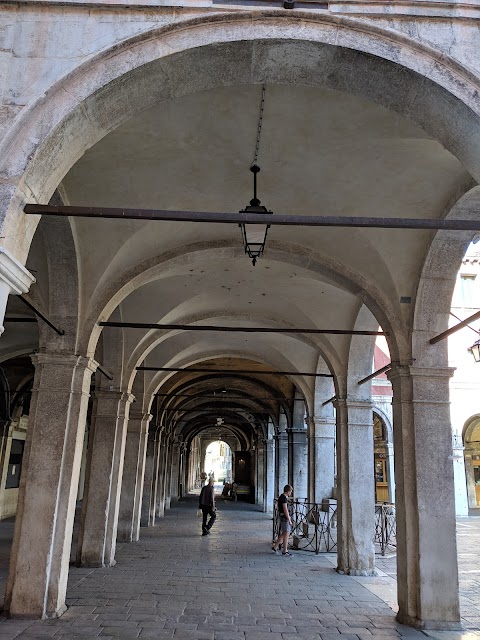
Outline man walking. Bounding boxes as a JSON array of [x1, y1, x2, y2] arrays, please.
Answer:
[[199, 478, 216, 536], [272, 485, 293, 557]]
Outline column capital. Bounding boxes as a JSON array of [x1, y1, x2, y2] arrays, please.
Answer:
[[127, 412, 153, 433], [94, 389, 126, 402], [344, 399, 373, 410], [310, 417, 335, 439], [33, 352, 98, 371], [0, 247, 35, 295], [93, 390, 134, 419], [312, 415, 336, 425], [32, 354, 98, 396], [387, 364, 455, 382]]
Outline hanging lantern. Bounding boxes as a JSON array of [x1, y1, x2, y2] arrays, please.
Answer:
[[469, 338, 480, 363], [239, 165, 273, 266]]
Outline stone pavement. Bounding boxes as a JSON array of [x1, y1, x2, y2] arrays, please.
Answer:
[[0, 498, 476, 640], [374, 517, 480, 634]]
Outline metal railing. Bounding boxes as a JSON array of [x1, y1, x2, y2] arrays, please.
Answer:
[[273, 499, 396, 556], [374, 502, 397, 556], [273, 499, 336, 554]]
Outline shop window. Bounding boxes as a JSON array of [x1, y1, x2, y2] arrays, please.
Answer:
[[475, 467, 480, 486], [375, 458, 385, 483], [460, 274, 477, 307], [5, 439, 25, 489]]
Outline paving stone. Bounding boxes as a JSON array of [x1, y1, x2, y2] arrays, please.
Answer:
[[0, 503, 478, 640]]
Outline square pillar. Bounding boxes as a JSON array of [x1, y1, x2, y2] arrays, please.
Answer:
[[265, 438, 275, 514], [289, 428, 308, 501], [103, 393, 134, 565], [156, 435, 169, 518], [335, 398, 375, 576], [256, 444, 265, 508], [276, 432, 288, 496], [6, 354, 96, 618], [141, 431, 159, 527], [307, 415, 335, 504], [117, 412, 152, 542], [76, 391, 133, 567], [169, 440, 181, 503], [388, 365, 460, 629]]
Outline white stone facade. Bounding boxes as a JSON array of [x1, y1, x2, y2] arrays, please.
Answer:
[[0, 0, 479, 628]]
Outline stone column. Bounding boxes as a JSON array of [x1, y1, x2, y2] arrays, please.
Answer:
[[170, 440, 181, 503], [335, 398, 375, 576], [256, 444, 265, 508], [451, 434, 468, 516], [290, 428, 308, 501], [76, 391, 133, 566], [6, 354, 96, 618], [141, 431, 158, 527], [0, 248, 35, 336], [117, 412, 152, 542], [290, 394, 308, 500], [464, 447, 478, 509], [164, 439, 173, 511], [388, 365, 460, 629], [265, 438, 275, 514], [307, 415, 335, 504], [179, 443, 187, 498], [276, 432, 288, 496], [103, 394, 133, 566], [386, 442, 396, 503], [156, 434, 169, 518]]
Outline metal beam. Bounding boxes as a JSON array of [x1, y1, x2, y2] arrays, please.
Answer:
[[137, 366, 333, 378], [450, 311, 480, 336], [24, 204, 480, 231], [100, 321, 387, 337], [161, 406, 269, 413], [357, 364, 392, 386], [429, 309, 480, 345], [155, 393, 288, 401], [18, 297, 64, 336], [322, 395, 336, 406], [97, 364, 113, 381]]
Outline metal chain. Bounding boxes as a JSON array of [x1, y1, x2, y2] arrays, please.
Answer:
[[252, 84, 266, 167]]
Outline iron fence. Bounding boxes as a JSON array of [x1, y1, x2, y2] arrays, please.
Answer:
[[273, 499, 396, 556], [374, 502, 397, 556]]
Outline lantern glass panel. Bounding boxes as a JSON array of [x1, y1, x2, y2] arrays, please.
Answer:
[[244, 224, 268, 246], [471, 340, 480, 363]]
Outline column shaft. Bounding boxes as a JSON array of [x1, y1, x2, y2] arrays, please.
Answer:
[[336, 399, 375, 576], [276, 434, 288, 496], [388, 366, 460, 629], [156, 437, 169, 518], [77, 391, 132, 566], [308, 417, 335, 504], [117, 413, 151, 542], [141, 434, 157, 527], [6, 354, 96, 618], [265, 439, 275, 514], [256, 445, 265, 508], [103, 395, 133, 565], [290, 429, 308, 500]]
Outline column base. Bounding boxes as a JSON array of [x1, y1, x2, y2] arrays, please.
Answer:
[[9, 602, 68, 620], [396, 611, 462, 630], [336, 566, 377, 577]]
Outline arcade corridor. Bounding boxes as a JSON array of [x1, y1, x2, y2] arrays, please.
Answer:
[[0, 498, 478, 639]]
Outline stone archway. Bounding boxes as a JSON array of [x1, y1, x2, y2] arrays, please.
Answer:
[[463, 415, 480, 509], [2, 12, 480, 625], [2, 12, 480, 269]]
